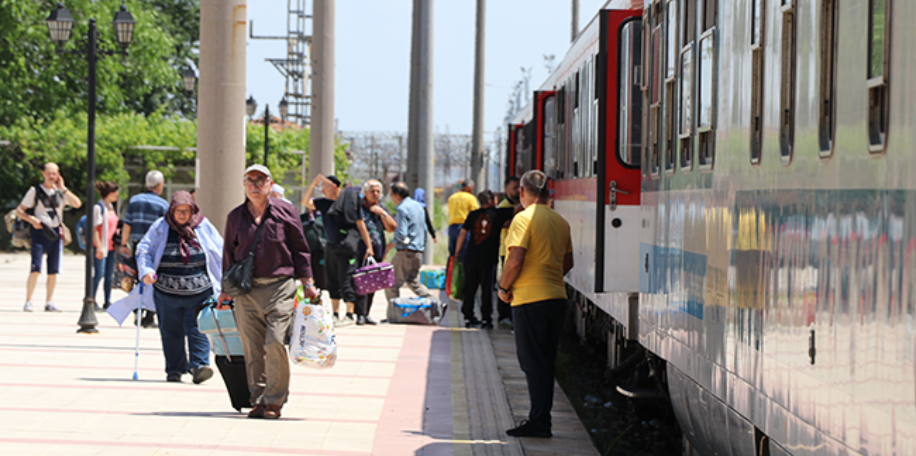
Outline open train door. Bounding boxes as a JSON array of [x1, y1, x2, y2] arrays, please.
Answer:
[[596, 9, 643, 294]]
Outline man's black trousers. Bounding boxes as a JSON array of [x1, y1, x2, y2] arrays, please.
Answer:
[[512, 298, 566, 430], [461, 260, 495, 323]]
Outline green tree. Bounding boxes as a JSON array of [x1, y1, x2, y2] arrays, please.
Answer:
[[0, 0, 198, 125]]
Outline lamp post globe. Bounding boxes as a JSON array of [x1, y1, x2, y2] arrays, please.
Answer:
[[182, 68, 197, 95], [46, 3, 74, 45], [111, 4, 136, 49], [246, 96, 257, 117], [278, 98, 289, 120]]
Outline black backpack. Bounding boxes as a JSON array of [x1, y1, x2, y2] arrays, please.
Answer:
[[300, 208, 326, 260]]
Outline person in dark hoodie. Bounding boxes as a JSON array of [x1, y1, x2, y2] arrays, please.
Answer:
[[302, 174, 372, 326]]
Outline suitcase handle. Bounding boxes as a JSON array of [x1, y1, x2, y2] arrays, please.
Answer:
[[210, 303, 233, 363]]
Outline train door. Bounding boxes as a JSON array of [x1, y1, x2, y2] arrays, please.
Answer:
[[596, 9, 643, 293], [505, 123, 523, 179]]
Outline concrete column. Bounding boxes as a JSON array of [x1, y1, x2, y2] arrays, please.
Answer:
[[571, 0, 579, 42], [198, 0, 247, 234], [470, 0, 485, 191], [408, 0, 435, 263], [310, 0, 336, 180]]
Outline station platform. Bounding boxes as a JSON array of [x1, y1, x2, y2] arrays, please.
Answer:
[[0, 252, 598, 455]]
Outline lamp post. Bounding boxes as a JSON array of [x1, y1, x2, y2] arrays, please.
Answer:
[[46, 2, 136, 334], [246, 96, 289, 168]]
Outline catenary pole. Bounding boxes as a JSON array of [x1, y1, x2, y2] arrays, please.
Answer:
[[414, 0, 435, 264], [470, 0, 486, 192], [311, 0, 336, 180], [571, 0, 579, 42]]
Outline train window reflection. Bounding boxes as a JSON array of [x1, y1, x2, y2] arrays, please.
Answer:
[[543, 96, 558, 178], [679, 43, 694, 170], [779, 1, 797, 164], [819, 0, 838, 157], [666, 1, 678, 79], [751, 0, 765, 165], [619, 20, 643, 168], [697, 31, 715, 168], [867, 0, 889, 153]]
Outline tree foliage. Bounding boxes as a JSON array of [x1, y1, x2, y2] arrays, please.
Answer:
[[0, 0, 199, 126]]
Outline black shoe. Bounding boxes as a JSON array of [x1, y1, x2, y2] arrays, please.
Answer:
[[93, 303, 103, 312], [506, 420, 552, 438], [141, 312, 157, 328], [363, 316, 378, 326], [103, 302, 111, 310], [191, 366, 214, 384], [166, 373, 182, 382], [481, 321, 494, 330], [465, 319, 481, 328], [356, 315, 367, 326]]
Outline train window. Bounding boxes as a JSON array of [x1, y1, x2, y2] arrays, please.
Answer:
[[780, 1, 797, 164], [683, 0, 696, 48], [557, 87, 566, 179], [679, 43, 694, 170], [666, 1, 678, 79], [818, 0, 838, 157], [751, 0, 765, 165], [867, 0, 889, 153], [619, 20, 643, 168], [515, 126, 527, 176], [543, 96, 558, 178], [697, 31, 715, 168], [701, 0, 717, 31]]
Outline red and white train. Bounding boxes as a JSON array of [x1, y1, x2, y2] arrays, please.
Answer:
[[506, 0, 915, 455]]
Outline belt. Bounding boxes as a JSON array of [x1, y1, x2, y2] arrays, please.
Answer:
[[252, 276, 291, 286]]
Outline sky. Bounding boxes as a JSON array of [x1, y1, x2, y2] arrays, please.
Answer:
[[245, 0, 608, 137]]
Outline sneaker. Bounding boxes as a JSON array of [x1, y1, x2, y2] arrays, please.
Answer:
[[465, 319, 481, 329], [506, 420, 552, 438], [190, 366, 214, 384], [498, 318, 513, 329], [141, 312, 158, 328], [481, 321, 494, 330], [23, 301, 33, 312], [336, 315, 355, 327], [44, 302, 61, 312], [363, 316, 378, 326]]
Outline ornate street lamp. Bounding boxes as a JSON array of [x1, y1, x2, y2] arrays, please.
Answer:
[[246, 96, 286, 168], [278, 98, 289, 120], [182, 68, 197, 95], [47, 2, 136, 334]]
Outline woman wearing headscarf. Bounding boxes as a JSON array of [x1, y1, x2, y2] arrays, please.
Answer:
[[413, 188, 437, 243], [136, 191, 224, 383]]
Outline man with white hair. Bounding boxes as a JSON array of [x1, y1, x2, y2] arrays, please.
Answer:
[[121, 170, 169, 327], [355, 179, 396, 325]]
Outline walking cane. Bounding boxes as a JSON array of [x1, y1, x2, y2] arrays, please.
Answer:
[[132, 282, 144, 380]]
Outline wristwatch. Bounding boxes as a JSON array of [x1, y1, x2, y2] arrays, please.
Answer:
[[498, 286, 510, 294]]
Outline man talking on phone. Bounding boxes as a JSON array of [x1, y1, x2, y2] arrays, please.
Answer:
[[17, 163, 82, 312]]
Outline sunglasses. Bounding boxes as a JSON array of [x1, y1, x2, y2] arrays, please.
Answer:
[[243, 177, 269, 188]]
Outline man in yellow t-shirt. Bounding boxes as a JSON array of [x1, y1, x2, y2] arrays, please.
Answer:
[[498, 170, 573, 439], [447, 180, 479, 259]]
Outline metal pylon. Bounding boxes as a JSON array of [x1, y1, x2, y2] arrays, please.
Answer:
[[250, 0, 312, 125]]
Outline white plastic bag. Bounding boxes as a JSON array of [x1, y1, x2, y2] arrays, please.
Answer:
[[289, 299, 337, 369]]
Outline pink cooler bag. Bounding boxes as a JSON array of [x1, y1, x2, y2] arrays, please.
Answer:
[[352, 257, 396, 295]]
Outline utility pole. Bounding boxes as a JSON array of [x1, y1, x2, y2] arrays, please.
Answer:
[[470, 0, 486, 192], [198, 0, 247, 234], [310, 0, 335, 180], [571, 0, 579, 42], [408, 0, 435, 264]]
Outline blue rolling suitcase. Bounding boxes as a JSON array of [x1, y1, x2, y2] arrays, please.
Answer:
[[198, 301, 250, 412]]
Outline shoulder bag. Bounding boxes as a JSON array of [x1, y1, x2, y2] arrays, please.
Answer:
[[221, 217, 267, 297]]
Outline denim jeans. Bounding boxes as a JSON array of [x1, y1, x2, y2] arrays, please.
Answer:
[[153, 288, 212, 376], [92, 250, 115, 304]]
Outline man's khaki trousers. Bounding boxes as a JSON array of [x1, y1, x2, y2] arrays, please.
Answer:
[[234, 277, 296, 407]]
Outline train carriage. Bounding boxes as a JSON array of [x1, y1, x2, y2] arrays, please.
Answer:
[[508, 0, 916, 454]]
